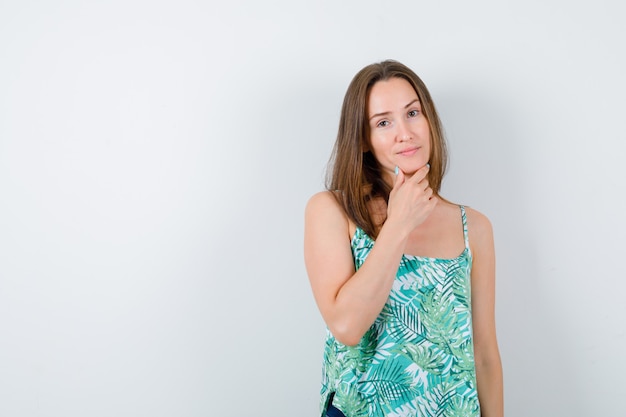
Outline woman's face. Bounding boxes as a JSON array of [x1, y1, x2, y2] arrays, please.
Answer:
[[367, 77, 431, 185]]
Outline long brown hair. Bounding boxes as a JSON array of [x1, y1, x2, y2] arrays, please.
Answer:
[[326, 60, 448, 238]]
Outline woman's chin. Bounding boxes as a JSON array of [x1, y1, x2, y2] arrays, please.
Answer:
[[401, 167, 419, 177], [399, 162, 428, 177]]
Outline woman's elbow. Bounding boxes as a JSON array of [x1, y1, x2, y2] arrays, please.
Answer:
[[334, 333, 362, 347], [328, 319, 366, 347]]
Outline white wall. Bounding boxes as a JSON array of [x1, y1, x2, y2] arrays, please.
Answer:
[[1, 1, 624, 416]]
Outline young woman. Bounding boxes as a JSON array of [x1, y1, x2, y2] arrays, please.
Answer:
[[304, 60, 503, 417]]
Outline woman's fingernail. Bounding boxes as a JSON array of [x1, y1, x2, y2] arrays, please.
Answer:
[[394, 166, 399, 175]]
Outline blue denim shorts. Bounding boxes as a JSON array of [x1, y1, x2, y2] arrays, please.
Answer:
[[326, 403, 346, 417], [325, 393, 346, 417]]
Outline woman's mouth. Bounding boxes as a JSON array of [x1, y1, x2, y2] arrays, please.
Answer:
[[397, 147, 419, 156]]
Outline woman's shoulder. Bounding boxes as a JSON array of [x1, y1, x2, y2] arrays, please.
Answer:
[[305, 191, 353, 242], [435, 200, 493, 242], [462, 205, 493, 232], [459, 205, 494, 249], [305, 191, 348, 223], [306, 190, 341, 212]]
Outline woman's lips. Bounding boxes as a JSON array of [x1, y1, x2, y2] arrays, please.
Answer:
[[397, 147, 419, 156]]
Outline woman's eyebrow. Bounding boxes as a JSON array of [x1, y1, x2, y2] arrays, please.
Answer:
[[404, 99, 420, 108], [369, 99, 421, 120], [369, 110, 390, 121]]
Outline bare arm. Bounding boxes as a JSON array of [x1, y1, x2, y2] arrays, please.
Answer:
[[467, 208, 504, 416], [304, 165, 436, 346]]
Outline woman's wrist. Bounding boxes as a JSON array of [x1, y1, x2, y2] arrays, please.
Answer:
[[377, 218, 410, 250]]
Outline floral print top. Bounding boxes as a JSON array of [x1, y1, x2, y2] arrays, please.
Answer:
[[320, 206, 480, 417]]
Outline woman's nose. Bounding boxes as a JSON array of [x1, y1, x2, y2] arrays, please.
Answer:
[[396, 120, 412, 141]]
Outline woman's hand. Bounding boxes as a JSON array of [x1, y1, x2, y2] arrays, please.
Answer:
[[386, 164, 438, 234]]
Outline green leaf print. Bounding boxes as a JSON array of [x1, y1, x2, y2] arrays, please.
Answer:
[[451, 264, 471, 308], [415, 383, 454, 417], [343, 328, 378, 373], [359, 360, 416, 403], [420, 290, 459, 353], [449, 339, 476, 375], [443, 394, 480, 417], [323, 336, 341, 382], [402, 342, 450, 376], [334, 384, 370, 417], [383, 301, 426, 344]]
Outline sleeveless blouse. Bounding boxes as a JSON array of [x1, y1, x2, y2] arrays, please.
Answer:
[[319, 206, 480, 417]]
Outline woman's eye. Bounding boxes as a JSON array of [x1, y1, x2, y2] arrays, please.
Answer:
[[377, 120, 389, 128], [408, 110, 419, 117]]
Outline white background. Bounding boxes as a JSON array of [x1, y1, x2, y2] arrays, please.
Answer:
[[1, 1, 625, 416]]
